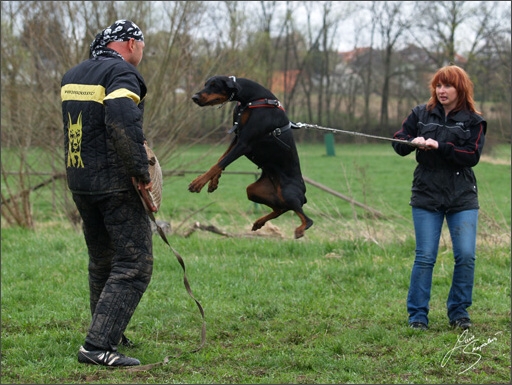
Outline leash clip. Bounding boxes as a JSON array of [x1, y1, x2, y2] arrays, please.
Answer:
[[228, 122, 239, 134]]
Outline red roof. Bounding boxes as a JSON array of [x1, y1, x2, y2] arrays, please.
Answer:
[[272, 69, 300, 93]]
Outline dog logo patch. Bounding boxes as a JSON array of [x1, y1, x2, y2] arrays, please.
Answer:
[[67, 112, 84, 168]]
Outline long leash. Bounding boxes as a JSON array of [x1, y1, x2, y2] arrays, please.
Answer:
[[147, 209, 207, 353], [294, 122, 422, 147], [127, 182, 206, 371]]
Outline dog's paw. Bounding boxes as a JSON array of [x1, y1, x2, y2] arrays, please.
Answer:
[[252, 220, 265, 231], [207, 174, 221, 193], [294, 228, 305, 239], [207, 180, 219, 193], [188, 179, 205, 193]]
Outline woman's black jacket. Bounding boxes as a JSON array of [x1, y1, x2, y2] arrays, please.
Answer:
[[392, 103, 487, 212]]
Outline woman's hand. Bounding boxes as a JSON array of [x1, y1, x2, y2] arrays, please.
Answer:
[[424, 138, 439, 149], [411, 137, 438, 150]]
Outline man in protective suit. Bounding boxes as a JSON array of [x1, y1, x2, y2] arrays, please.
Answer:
[[61, 19, 152, 367]]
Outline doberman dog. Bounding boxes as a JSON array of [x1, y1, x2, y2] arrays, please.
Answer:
[[190, 75, 313, 239]]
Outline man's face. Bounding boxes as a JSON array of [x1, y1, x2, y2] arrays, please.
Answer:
[[129, 39, 145, 67]]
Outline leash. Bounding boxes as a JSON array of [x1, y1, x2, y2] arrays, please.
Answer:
[[147, 209, 207, 353], [294, 122, 422, 148], [130, 181, 206, 371]]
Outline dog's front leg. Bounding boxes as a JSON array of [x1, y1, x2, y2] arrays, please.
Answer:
[[189, 139, 237, 193], [188, 164, 223, 193]]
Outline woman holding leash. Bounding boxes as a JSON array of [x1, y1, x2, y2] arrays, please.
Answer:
[[392, 64, 487, 331]]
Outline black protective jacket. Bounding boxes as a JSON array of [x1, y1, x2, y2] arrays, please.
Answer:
[[61, 55, 150, 194], [392, 103, 487, 212]]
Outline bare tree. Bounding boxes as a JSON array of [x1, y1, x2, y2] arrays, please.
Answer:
[[374, 1, 411, 129], [351, 3, 376, 130], [139, 1, 206, 159], [409, 1, 511, 140], [409, 1, 506, 69], [316, 2, 341, 127], [1, 1, 70, 227], [1, 0, 510, 229], [255, 1, 278, 86]]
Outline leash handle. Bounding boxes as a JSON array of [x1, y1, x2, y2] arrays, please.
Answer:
[[133, 178, 158, 213]]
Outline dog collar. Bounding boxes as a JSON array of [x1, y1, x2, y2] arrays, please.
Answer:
[[246, 98, 285, 111]]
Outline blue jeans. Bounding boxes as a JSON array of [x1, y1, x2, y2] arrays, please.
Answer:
[[407, 207, 478, 326]]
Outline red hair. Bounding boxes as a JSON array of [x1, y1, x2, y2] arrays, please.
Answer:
[[426, 65, 481, 115]]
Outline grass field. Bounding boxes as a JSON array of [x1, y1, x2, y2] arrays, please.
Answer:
[[1, 142, 510, 384]]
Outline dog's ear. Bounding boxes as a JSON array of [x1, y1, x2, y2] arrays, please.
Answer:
[[226, 76, 242, 93]]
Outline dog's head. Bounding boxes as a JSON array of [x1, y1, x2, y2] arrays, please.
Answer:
[[191, 75, 242, 107]]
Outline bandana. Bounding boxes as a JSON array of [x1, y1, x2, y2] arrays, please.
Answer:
[[90, 19, 144, 59]]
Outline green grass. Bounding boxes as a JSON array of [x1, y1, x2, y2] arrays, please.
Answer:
[[1, 143, 510, 384], [156, 142, 510, 243]]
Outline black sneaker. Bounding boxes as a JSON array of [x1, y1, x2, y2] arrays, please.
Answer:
[[450, 318, 472, 330], [410, 322, 428, 330], [78, 346, 140, 366]]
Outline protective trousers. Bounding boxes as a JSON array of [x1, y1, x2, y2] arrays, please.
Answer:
[[73, 189, 153, 351]]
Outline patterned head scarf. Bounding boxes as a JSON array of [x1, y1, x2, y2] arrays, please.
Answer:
[[90, 19, 144, 59]]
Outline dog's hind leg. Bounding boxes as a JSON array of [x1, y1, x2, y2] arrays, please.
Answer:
[[251, 206, 313, 238], [252, 209, 286, 232], [247, 175, 287, 231], [293, 209, 314, 239], [247, 175, 313, 238]]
